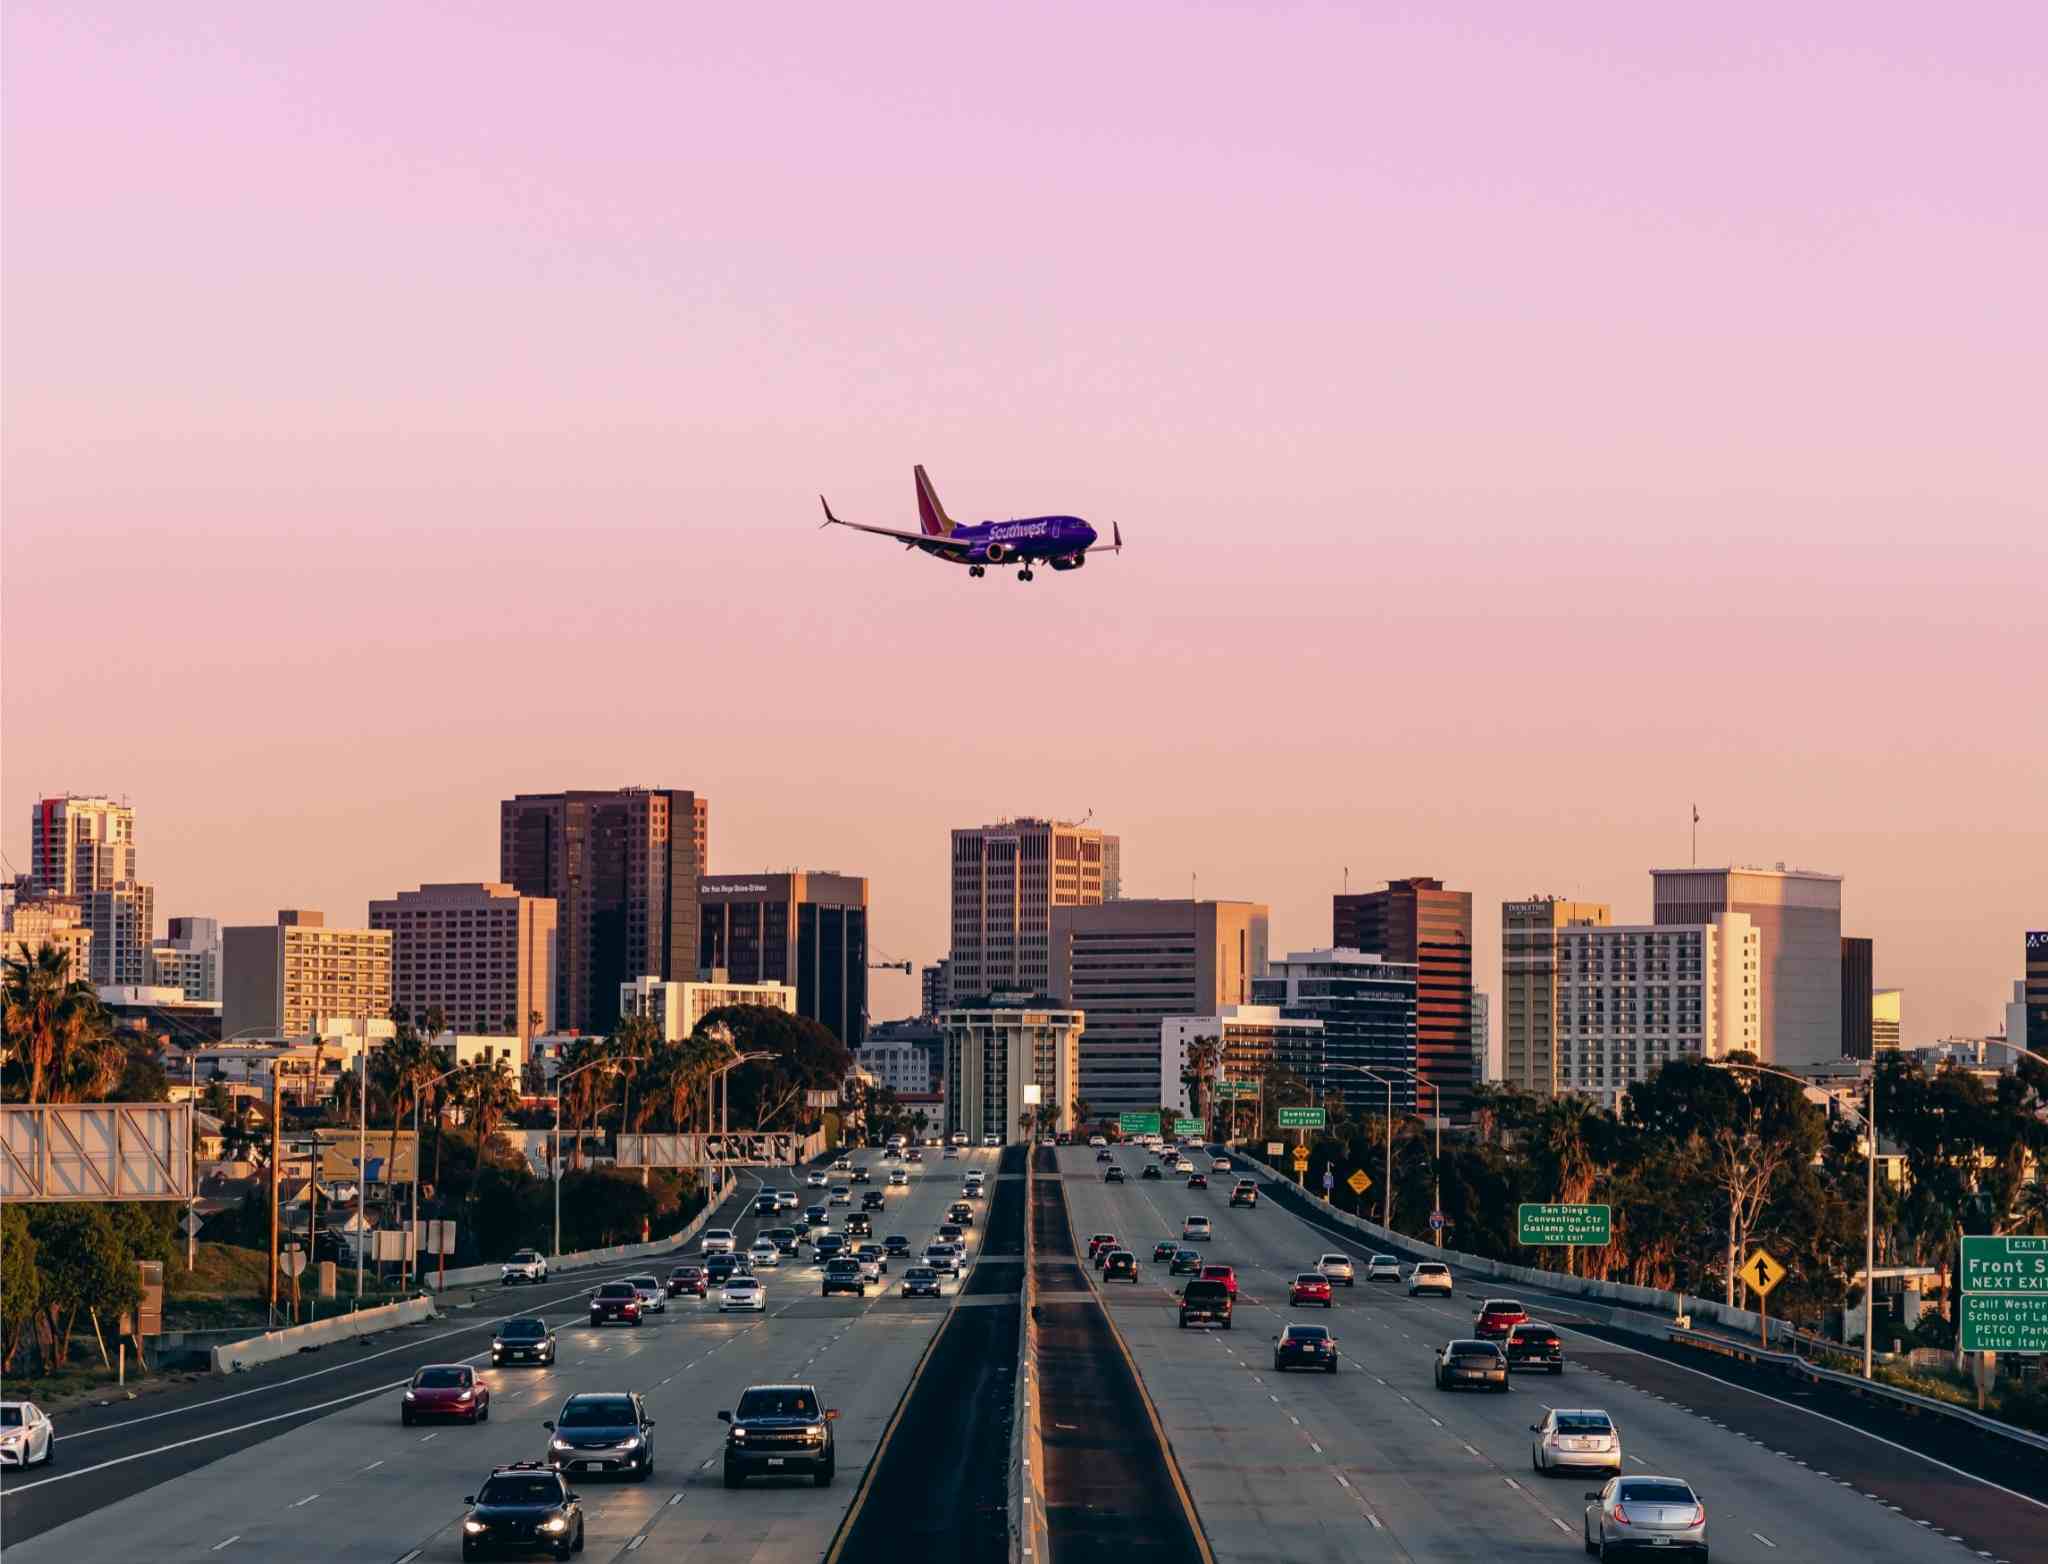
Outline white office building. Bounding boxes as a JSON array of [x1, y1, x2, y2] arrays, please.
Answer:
[[938, 995, 1083, 1141], [618, 974, 796, 1043], [855, 1038, 935, 1095]]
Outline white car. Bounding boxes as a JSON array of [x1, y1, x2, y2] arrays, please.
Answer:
[[775, 1189, 800, 1210], [829, 1186, 853, 1206], [625, 1273, 667, 1312], [1365, 1255, 1402, 1283], [1088, 1135, 1108, 1149], [720, 1276, 767, 1312], [832, 1157, 854, 1172], [850, 1249, 884, 1283], [1318, 1253, 1356, 1286], [924, 1244, 961, 1276], [1408, 1261, 1454, 1296], [1211, 1157, 1232, 1174], [1181, 1216, 1212, 1241], [952, 1133, 970, 1146], [501, 1249, 548, 1285], [1174, 1159, 1195, 1175], [0, 1402, 55, 1468], [1531, 1407, 1622, 1475], [943, 1146, 959, 1160], [702, 1229, 737, 1255], [982, 1134, 1001, 1147], [964, 1168, 986, 1185], [806, 1170, 830, 1188], [748, 1241, 781, 1269], [888, 1169, 909, 1187]]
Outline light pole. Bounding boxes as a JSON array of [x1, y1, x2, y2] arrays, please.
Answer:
[[406, 1063, 464, 1291], [1976, 1037, 2048, 1070], [703, 1050, 776, 1202], [1710, 1058, 1878, 1380], [1321, 1061, 1396, 1229], [551, 1052, 647, 1261], [1380, 1067, 1442, 1228]]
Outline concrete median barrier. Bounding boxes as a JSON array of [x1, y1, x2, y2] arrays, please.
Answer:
[[211, 1296, 436, 1374]]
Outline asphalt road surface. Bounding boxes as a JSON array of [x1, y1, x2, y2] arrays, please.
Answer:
[[0, 1148, 1002, 1563]]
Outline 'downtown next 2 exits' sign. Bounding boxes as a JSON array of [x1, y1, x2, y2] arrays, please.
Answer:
[[1961, 1235, 2048, 1353], [1517, 1204, 1612, 1247]]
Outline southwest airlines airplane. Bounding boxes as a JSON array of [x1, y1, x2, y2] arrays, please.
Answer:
[[820, 466, 1122, 580]]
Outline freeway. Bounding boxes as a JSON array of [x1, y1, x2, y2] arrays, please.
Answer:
[[1, 1146, 1001, 1562], [1059, 1142, 2042, 1564]]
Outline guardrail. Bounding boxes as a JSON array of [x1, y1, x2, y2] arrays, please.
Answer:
[[212, 1296, 436, 1374], [426, 1171, 740, 1290]]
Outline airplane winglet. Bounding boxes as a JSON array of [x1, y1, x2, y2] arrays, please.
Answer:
[[819, 495, 841, 529], [1113, 521, 1123, 554]]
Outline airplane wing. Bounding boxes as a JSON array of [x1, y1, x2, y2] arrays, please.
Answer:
[[818, 497, 974, 555]]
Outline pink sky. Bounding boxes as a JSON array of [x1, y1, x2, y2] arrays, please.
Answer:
[[5, 4, 2043, 1040]]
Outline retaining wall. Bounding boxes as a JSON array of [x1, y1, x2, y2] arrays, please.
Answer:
[[211, 1297, 436, 1374]]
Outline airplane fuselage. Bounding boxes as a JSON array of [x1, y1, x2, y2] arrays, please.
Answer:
[[922, 516, 1097, 569]]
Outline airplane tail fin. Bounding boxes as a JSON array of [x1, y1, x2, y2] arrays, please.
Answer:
[[914, 465, 956, 537]]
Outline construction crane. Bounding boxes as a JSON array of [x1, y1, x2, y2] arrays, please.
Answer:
[[868, 959, 913, 975]]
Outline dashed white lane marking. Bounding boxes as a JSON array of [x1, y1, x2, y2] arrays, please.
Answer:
[[1367, 1515, 1384, 1530], [1289, 1415, 1301, 1425], [1752, 1533, 1777, 1548], [395, 1553, 421, 1564], [210, 1540, 238, 1552], [1462, 1443, 1482, 1457], [1551, 1518, 1572, 1533], [289, 1492, 318, 1507], [360, 1459, 384, 1471], [668, 1492, 684, 1506], [1309, 1441, 1322, 1454], [626, 1538, 645, 1552], [1504, 1477, 1521, 1491], [1429, 1417, 1443, 1427]]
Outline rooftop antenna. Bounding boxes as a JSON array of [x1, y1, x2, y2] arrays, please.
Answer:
[[1691, 804, 1700, 868], [1343, 865, 1349, 895]]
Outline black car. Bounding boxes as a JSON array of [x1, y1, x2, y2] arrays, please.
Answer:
[[1186, 1173, 1208, 1189], [815, 1234, 847, 1263], [861, 1190, 887, 1210], [1103, 1250, 1139, 1282], [764, 1227, 801, 1257], [1140, 1163, 1163, 1180], [1504, 1322, 1565, 1374], [461, 1463, 583, 1560], [1168, 1248, 1204, 1276], [1178, 1278, 1233, 1329], [666, 1265, 707, 1299], [1273, 1323, 1339, 1373], [822, 1257, 866, 1297], [704, 1253, 748, 1286], [848, 1165, 870, 1183], [720, 1383, 837, 1488], [1095, 1149, 1114, 1162], [545, 1392, 656, 1479], [1434, 1339, 1510, 1392], [804, 1205, 831, 1231], [901, 1265, 942, 1298], [882, 1235, 912, 1258], [844, 1211, 874, 1238], [948, 1201, 975, 1225], [491, 1316, 557, 1366], [587, 1281, 642, 1328], [1151, 1240, 1178, 1262], [1105, 1164, 1126, 1183], [753, 1194, 780, 1218]]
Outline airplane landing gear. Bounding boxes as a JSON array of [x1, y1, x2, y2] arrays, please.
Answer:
[[1017, 568, 1035, 582], [969, 565, 985, 578]]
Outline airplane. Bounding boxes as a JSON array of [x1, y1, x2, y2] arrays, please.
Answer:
[[819, 465, 1121, 581]]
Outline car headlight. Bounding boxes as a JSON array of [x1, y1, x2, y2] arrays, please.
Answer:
[[403, 1391, 416, 1401], [730, 1427, 747, 1440], [464, 1520, 487, 1534], [618, 1436, 641, 1451], [491, 1340, 505, 1351], [551, 1437, 573, 1451], [804, 1425, 826, 1443], [541, 1517, 568, 1533]]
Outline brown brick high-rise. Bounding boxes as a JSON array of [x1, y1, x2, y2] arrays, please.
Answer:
[[1334, 877, 1473, 1119]]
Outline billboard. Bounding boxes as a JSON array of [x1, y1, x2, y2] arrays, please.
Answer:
[[0, 1103, 193, 1202], [316, 1129, 417, 1184], [616, 1132, 802, 1167]]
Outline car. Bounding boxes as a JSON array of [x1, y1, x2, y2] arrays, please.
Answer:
[[754, 1193, 782, 1218], [1086, 1233, 1119, 1259], [822, 1257, 868, 1296], [765, 1227, 801, 1257], [832, 1157, 854, 1172], [1530, 1407, 1621, 1476], [1434, 1339, 1509, 1393], [1365, 1255, 1401, 1283], [1211, 1157, 1232, 1173], [1198, 1263, 1237, 1297], [829, 1186, 852, 1206], [814, 1234, 846, 1264], [1583, 1475, 1708, 1558], [1408, 1261, 1453, 1296], [1178, 1277, 1234, 1329], [1273, 1322, 1339, 1372], [888, 1169, 909, 1187], [666, 1264, 707, 1300], [1475, 1299, 1529, 1340], [1152, 1240, 1179, 1263], [704, 1252, 749, 1285], [1506, 1322, 1565, 1374], [952, 1133, 971, 1146], [959, 1181, 982, 1200], [624, 1274, 667, 1312], [701, 1229, 736, 1255], [1103, 1250, 1139, 1282], [1140, 1163, 1163, 1180], [719, 1383, 837, 1488], [403, 1363, 490, 1425], [964, 1167, 986, 1184], [1095, 1149, 1115, 1163], [1313, 1252, 1355, 1286], [1228, 1180, 1259, 1209], [849, 1246, 884, 1283], [803, 1205, 831, 1233], [1181, 1215, 1212, 1241], [882, 1234, 912, 1257], [806, 1169, 830, 1188], [588, 1281, 642, 1327], [501, 1249, 548, 1286], [906, 1148, 924, 1162], [546, 1392, 656, 1480], [1104, 1164, 1126, 1183], [943, 1146, 959, 1160], [844, 1212, 873, 1238], [936, 1223, 965, 1251], [0, 1401, 55, 1468], [721, 1275, 767, 1312], [1168, 1248, 1203, 1275], [1289, 1272, 1333, 1307], [775, 1188, 800, 1210], [492, 1316, 559, 1366], [849, 1165, 870, 1183], [948, 1201, 976, 1226], [1174, 1158, 1195, 1174], [460, 1462, 583, 1560], [1088, 1134, 1108, 1148], [982, 1133, 1001, 1147], [747, 1241, 781, 1269], [1186, 1172, 1208, 1189], [901, 1265, 944, 1296], [924, 1244, 961, 1276]]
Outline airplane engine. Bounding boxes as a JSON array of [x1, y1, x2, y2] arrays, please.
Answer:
[[1049, 554, 1084, 571], [982, 541, 1010, 565]]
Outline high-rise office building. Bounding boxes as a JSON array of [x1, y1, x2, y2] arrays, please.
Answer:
[[937, 995, 1083, 1141], [1653, 867, 1842, 1070], [1254, 949, 1418, 1114], [1503, 898, 1613, 1096], [1102, 837, 1123, 901], [1471, 991, 1492, 1084], [28, 795, 136, 896], [698, 872, 868, 1047], [2028, 933, 2047, 1055], [619, 974, 795, 1042], [919, 960, 951, 1020], [223, 910, 393, 1038], [1873, 989, 1903, 1053], [947, 818, 1111, 1001], [1050, 898, 1268, 1116], [500, 788, 708, 1034], [370, 883, 558, 1042], [1840, 937, 1875, 1060], [1161, 1006, 1325, 1116], [83, 883, 155, 987], [153, 916, 222, 1001], [3, 897, 94, 979], [1556, 915, 1760, 1109], [1334, 878, 1474, 1117]]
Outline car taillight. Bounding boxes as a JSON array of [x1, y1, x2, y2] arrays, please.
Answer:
[[1688, 1504, 1706, 1527], [1609, 1505, 1631, 1526]]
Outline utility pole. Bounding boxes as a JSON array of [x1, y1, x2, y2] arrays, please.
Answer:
[[268, 1073, 283, 1326], [187, 1053, 199, 1272], [356, 1014, 368, 1302]]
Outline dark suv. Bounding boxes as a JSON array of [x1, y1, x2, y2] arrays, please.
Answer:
[[1504, 1321, 1564, 1373], [822, 1257, 867, 1297], [720, 1383, 837, 1487], [1178, 1278, 1234, 1329], [460, 1462, 583, 1560], [588, 1281, 642, 1328], [491, 1316, 557, 1367], [544, 1392, 655, 1479]]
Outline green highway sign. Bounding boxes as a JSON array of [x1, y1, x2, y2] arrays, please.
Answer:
[[1517, 1203, 1612, 1247], [1213, 1080, 1258, 1099], [1960, 1235, 2048, 1352], [1277, 1106, 1326, 1129], [1118, 1112, 1161, 1135], [1173, 1117, 1203, 1137]]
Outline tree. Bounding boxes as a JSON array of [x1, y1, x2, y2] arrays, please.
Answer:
[[3, 942, 119, 1105], [459, 1056, 521, 1162], [377, 1030, 437, 1180], [692, 1006, 852, 1129], [1183, 1035, 1221, 1133], [2015, 1175, 2048, 1237], [27, 1204, 142, 1367], [1, 1206, 40, 1370], [1070, 1097, 1094, 1135]]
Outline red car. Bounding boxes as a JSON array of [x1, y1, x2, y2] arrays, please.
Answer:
[[1473, 1298, 1528, 1340], [1288, 1272, 1333, 1308], [1087, 1233, 1119, 1260], [402, 1364, 489, 1425], [1199, 1264, 1238, 1297]]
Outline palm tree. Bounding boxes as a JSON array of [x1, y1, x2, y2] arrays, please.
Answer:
[[2014, 1175, 2048, 1237], [3, 942, 109, 1104], [556, 1037, 609, 1171], [1070, 1096, 1094, 1136], [377, 1030, 436, 1180], [460, 1057, 520, 1161], [1184, 1036, 1221, 1132]]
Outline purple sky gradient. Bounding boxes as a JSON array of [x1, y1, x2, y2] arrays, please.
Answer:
[[6, 4, 2043, 1038]]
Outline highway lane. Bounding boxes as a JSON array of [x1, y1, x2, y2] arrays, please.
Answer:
[[1061, 1143, 2007, 1564], [2, 1148, 1001, 1563]]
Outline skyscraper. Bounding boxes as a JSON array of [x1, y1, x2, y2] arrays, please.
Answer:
[[1050, 898, 1268, 1115], [920, 960, 951, 1020], [1254, 950, 1418, 1113], [1840, 936, 1875, 1060], [370, 883, 558, 1042], [500, 788, 708, 1034], [1652, 867, 1842, 1070], [2028, 932, 2047, 1054], [223, 910, 392, 1038], [947, 818, 1111, 1001], [153, 916, 222, 1002], [1873, 989, 1903, 1053], [3, 897, 94, 980], [1333, 877, 1474, 1118], [698, 872, 868, 1046], [28, 795, 135, 896], [1471, 991, 1492, 1084], [1502, 899, 1612, 1096]]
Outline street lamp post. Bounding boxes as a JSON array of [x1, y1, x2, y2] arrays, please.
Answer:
[[408, 1063, 464, 1292], [1382, 1067, 1442, 1227], [1710, 1058, 1878, 1380], [550, 1052, 648, 1262], [1322, 1062, 1396, 1229]]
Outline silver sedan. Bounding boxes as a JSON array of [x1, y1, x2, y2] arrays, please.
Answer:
[[1583, 1475, 1707, 1559], [1530, 1407, 1620, 1475]]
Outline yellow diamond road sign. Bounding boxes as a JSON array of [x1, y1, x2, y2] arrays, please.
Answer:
[[1292, 1147, 1311, 1168], [1741, 1247, 1786, 1298], [1346, 1169, 1371, 1195]]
